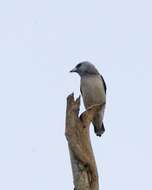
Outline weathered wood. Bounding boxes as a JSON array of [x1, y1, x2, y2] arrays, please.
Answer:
[[65, 93, 104, 190]]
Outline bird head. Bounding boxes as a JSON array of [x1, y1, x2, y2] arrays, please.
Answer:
[[70, 61, 99, 77]]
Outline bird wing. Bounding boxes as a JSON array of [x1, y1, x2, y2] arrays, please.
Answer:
[[80, 75, 107, 94], [100, 74, 107, 94]]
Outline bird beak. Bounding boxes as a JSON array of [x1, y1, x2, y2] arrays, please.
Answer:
[[70, 67, 77, 73]]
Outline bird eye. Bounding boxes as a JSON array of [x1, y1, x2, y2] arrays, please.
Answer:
[[76, 63, 82, 68]]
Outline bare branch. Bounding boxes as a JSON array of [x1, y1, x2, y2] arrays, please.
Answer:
[[80, 103, 105, 127], [65, 93, 102, 190]]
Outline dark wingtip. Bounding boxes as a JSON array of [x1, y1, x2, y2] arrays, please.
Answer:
[[94, 123, 105, 137]]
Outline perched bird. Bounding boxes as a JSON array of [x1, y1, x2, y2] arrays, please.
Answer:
[[70, 61, 106, 137]]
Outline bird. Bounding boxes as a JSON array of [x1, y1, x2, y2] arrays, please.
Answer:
[[70, 61, 106, 137]]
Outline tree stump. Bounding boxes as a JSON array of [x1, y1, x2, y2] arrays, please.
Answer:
[[65, 93, 104, 190]]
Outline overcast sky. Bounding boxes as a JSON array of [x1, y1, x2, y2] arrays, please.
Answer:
[[0, 0, 152, 189]]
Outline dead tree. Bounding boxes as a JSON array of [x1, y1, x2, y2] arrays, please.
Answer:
[[65, 93, 104, 190]]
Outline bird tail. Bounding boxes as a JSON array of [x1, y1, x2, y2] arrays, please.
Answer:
[[94, 122, 105, 137], [92, 109, 105, 137]]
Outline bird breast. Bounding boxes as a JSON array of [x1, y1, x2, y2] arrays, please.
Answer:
[[81, 75, 106, 109]]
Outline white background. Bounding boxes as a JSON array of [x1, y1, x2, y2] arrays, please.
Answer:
[[0, 0, 152, 189]]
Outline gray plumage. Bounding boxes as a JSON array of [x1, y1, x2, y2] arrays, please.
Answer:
[[70, 61, 106, 137]]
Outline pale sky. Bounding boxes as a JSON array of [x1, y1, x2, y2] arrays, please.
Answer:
[[0, 0, 152, 189]]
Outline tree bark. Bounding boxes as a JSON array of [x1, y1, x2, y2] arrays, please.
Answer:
[[65, 93, 104, 190]]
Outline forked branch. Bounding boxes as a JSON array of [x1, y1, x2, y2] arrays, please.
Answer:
[[65, 93, 104, 190]]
